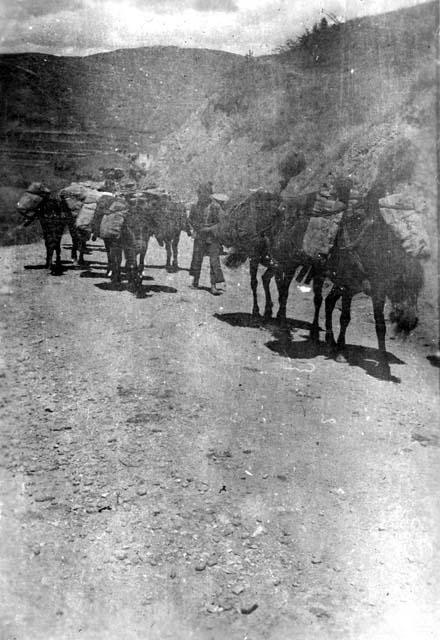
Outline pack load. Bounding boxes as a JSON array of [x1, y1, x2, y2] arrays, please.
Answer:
[[301, 187, 345, 259], [81, 180, 106, 191], [378, 193, 431, 259], [59, 182, 87, 202], [60, 182, 112, 224], [62, 197, 83, 216], [99, 197, 128, 240], [76, 203, 97, 233], [228, 190, 281, 244], [17, 192, 44, 215], [16, 182, 50, 215], [84, 188, 106, 205]]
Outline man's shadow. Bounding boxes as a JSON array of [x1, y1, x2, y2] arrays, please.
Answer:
[[94, 282, 177, 296], [214, 312, 404, 382], [146, 264, 190, 272], [24, 261, 76, 274]]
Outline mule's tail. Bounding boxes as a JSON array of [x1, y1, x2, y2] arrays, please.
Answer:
[[224, 249, 248, 269]]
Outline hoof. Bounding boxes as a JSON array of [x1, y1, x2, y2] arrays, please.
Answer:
[[335, 352, 347, 364]]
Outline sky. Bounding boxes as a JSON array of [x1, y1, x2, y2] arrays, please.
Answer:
[[0, 0, 428, 57]]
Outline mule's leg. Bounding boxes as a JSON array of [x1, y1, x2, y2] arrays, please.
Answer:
[[171, 234, 179, 270], [250, 257, 260, 317], [141, 236, 149, 275], [138, 245, 146, 276], [275, 269, 295, 327], [110, 245, 122, 284], [310, 273, 324, 341], [325, 285, 342, 348], [46, 243, 53, 269], [335, 289, 353, 361], [104, 240, 112, 276], [371, 293, 390, 376], [165, 240, 172, 268], [261, 266, 274, 320], [55, 238, 62, 268], [68, 218, 78, 262]]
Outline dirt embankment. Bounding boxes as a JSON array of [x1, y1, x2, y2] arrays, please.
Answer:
[[0, 235, 439, 640]]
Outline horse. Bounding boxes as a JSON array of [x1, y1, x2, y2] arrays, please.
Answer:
[[322, 186, 425, 373]]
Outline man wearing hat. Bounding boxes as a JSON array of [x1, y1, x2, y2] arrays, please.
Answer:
[[189, 189, 228, 295]]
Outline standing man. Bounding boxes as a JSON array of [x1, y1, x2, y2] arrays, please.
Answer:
[[189, 186, 228, 295]]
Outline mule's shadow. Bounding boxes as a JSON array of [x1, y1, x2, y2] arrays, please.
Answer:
[[427, 354, 440, 368], [214, 312, 404, 382], [214, 312, 311, 331], [24, 261, 75, 273], [265, 335, 404, 382]]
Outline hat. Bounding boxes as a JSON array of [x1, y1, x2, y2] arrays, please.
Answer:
[[211, 193, 229, 203]]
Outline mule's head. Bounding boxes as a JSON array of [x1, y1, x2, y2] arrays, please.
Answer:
[[389, 259, 424, 336], [389, 301, 419, 335]]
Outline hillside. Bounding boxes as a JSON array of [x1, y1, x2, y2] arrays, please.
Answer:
[[0, 1, 437, 248]]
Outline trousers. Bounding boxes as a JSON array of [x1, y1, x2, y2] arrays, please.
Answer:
[[189, 238, 224, 285]]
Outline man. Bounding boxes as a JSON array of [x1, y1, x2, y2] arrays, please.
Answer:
[[189, 186, 227, 295]]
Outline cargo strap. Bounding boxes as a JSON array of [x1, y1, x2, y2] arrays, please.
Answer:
[[340, 217, 374, 276]]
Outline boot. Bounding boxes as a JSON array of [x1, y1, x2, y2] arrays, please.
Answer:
[[210, 285, 221, 296]]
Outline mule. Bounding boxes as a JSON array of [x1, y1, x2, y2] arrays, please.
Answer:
[[17, 185, 65, 271], [154, 200, 191, 271], [220, 189, 323, 324], [322, 188, 424, 374]]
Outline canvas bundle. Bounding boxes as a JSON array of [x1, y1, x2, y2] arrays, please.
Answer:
[[63, 197, 83, 217], [16, 191, 43, 215], [59, 183, 88, 201], [302, 212, 344, 259], [76, 202, 97, 233], [84, 189, 107, 205], [378, 194, 431, 259], [99, 196, 128, 240]]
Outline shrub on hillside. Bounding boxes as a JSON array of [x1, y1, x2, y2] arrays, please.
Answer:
[[377, 138, 418, 189], [278, 16, 342, 63]]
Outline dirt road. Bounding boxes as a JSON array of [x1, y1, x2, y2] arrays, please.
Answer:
[[1, 235, 439, 640]]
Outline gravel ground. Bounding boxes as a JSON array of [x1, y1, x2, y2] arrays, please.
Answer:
[[0, 234, 439, 640]]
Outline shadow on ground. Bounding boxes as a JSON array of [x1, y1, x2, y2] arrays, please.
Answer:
[[214, 312, 404, 382], [266, 336, 404, 383], [145, 264, 190, 272], [24, 261, 78, 274], [214, 312, 311, 331], [94, 282, 177, 295]]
